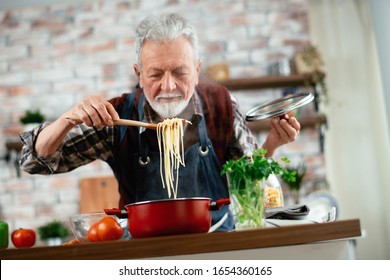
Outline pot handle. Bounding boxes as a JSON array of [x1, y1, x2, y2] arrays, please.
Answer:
[[210, 198, 231, 211], [104, 208, 128, 219]]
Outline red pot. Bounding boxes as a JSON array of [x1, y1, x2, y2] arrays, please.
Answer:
[[104, 197, 230, 238]]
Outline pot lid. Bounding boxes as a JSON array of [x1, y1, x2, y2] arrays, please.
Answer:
[[245, 92, 314, 121]]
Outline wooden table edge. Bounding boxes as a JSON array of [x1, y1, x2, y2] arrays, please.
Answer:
[[0, 219, 361, 260]]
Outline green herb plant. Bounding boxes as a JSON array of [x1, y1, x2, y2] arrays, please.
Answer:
[[38, 220, 69, 240], [221, 148, 296, 228], [20, 109, 45, 124], [282, 161, 306, 204]]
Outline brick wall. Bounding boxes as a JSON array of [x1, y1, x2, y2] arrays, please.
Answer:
[[0, 0, 323, 240]]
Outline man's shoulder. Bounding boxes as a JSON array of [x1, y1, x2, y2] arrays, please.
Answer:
[[196, 81, 229, 94], [196, 82, 232, 104], [196, 82, 233, 117]]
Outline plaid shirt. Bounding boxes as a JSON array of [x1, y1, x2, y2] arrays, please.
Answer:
[[20, 92, 257, 175]]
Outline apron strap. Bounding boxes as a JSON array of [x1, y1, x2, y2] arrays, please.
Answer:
[[117, 90, 136, 197], [119, 93, 136, 144], [197, 98, 210, 156], [137, 94, 150, 161]]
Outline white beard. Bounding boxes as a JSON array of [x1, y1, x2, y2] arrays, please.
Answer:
[[145, 92, 191, 119]]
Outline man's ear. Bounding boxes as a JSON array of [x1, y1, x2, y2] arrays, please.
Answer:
[[133, 64, 143, 88], [195, 59, 202, 85]]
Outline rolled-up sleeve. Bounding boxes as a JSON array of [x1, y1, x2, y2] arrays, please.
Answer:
[[19, 122, 59, 174], [228, 94, 258, 159], [19, 122, 115, 174]]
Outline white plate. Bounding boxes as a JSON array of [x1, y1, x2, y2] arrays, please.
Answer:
[[303, 191, 339, 222]]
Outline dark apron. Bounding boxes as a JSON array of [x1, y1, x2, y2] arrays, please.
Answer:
[[120, 93, 234, 231]]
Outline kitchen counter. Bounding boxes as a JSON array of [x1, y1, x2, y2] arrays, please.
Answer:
[[0, 219, 361, 260]]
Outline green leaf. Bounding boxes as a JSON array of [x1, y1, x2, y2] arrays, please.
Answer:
[[38, 220, 69, 239]]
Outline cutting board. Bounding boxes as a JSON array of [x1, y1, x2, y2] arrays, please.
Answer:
[[79, 176, 120, 213]]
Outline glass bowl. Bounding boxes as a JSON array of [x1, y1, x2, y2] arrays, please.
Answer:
[[69, 212, 130, 242]]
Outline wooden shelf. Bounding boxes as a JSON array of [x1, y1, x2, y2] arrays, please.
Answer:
[[213, 74, 311, 91], [247, 113, 327, 132]]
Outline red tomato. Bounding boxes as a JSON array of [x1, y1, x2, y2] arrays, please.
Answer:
[[11, 228, 36, 248], [96, 217, 124, 241], [88, 222, 101, 242], [87, 222, 101, 242]]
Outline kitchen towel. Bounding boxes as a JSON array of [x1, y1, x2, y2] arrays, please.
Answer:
[[265, 204, 310, 220]]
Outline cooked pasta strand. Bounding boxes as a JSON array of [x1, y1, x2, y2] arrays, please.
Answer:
[[157, 118, 188, 199]]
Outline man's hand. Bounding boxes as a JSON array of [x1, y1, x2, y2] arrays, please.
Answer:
[[262, 113, 301, 157], [66, 96, 119, 128]]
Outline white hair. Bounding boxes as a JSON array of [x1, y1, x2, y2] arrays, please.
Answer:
[[135, 13, 199, 68]]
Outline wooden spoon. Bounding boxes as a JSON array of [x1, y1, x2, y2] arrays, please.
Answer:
[[66, 115, 158, 130], [66, 116, 189, 130]]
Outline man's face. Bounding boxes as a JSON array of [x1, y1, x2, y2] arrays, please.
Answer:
[[134, 37, 202, 118]]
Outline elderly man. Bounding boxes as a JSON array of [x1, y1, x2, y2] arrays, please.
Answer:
[[20, 13, 300, 231]]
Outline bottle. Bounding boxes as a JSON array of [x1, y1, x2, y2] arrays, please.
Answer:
[[0, 220, 9, 249], [264, 173, 284, 208]]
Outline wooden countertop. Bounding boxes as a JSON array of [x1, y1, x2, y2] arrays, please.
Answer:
[[0, 219, 361, 260]]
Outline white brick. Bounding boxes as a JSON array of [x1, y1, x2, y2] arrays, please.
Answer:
[[250, 49, 267, 64], [10, 57, 51, 71], [204, 2, 245, 14], [225, 51, 250, 65], [18, 6, 50, 19], [15, 190, 59, 205], [0, 61, 8, 72], [74, 12, 114, 27], [139, 0, 167, 10], [31, 68, 74, 83], [0, 22, 31, 37], [0, 164, 14, 179], [0, 45, 29, 61], [10, 31, 50, 46], [11, 83, 51, 96], [59, 188, 80, 203], [31, 173, 77, 191], [0, 191, 13, 206], [74, 65, 102, 78], [52, 53, 95, 67], [0, 72, 30, 86], [2, 178, 34, 192], [30, 45, 51, 59], [28, 95, 74, 118], [229, 65, 265, 79], [96, 78, 131, 93], [51, 28, 90, 45], [2, 204, 36, 220], [53, 78, 96, 92], [93, 50, 131, 64], [95, 25, 133, 38], [53, 202, 80, 219]]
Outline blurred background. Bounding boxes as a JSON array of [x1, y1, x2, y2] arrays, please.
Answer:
[[0, 0, 388, 259]]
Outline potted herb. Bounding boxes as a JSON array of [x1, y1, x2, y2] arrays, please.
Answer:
[[282, 162, 307, 204], [20, 109, 45, 124], [221, 148, 296, 229], [38, 220, 70, 246], [20, 109, 45, 132]]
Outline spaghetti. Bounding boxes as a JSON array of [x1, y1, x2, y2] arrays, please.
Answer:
[[156, 118, 188, 199]]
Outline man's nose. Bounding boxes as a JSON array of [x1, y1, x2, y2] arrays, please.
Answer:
[[161, 73, 176, 92]]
